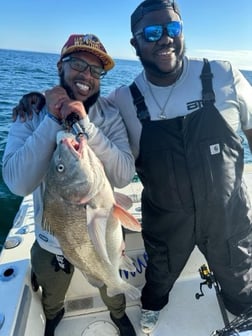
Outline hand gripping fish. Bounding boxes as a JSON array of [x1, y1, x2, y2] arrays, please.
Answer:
[[42, 131, 142, 299]]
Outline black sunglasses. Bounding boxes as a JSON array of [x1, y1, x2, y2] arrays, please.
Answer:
[[62, 56, 107, 79], [134, 21, 183, 42]]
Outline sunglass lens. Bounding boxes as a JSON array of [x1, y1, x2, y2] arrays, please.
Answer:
[[144, 25, 163, 42], [71, 58, 88, 72], [167, 21, 182, 38], [143, 21, 182, 42]]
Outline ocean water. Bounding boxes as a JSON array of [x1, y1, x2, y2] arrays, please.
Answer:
[[0, 49, 252, 249]]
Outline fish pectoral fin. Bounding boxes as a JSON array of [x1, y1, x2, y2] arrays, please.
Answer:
[[86, 205, 112, 264], [107, 283, 141, 300], [113, 204, 141, 232], [41, 214, 54, 234], [119, 254, 136, 272], [114, 192, 133, 210]]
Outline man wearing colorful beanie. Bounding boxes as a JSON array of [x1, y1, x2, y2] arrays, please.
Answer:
[[2, 34, 137, 336]]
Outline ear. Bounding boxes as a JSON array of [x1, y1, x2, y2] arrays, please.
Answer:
[[130, 37, 137, 49], [130, 37, 140, 56], [57, 60, 63, 76]]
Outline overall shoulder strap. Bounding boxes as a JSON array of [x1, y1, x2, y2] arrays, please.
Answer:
[[200, 58, 216, 105], [129, 82, 150, 122]]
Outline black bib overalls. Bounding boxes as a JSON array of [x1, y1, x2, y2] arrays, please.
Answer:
[[130, 59, 252, 315]]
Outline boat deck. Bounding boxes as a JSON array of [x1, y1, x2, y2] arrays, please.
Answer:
[[1, 167, 252, 335], [54, 246, 235, 336]]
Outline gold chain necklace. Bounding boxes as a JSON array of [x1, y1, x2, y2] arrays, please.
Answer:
[[146, 76, 178, 120]]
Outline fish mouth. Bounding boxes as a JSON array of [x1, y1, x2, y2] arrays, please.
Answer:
[[61, 136, 85, 159]]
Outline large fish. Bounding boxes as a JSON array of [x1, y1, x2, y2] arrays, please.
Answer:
[[42, 131, 141, 299]]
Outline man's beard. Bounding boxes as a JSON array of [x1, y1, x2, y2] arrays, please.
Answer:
[[138, 43, 186, 78], [59, 73, 100, 112]]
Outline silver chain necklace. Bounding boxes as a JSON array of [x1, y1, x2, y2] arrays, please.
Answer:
[[146, 76, 178, 120]]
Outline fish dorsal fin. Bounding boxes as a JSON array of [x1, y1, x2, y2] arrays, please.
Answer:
[[86, 205, 111, 264], [114, 192, 133, 210], [113, 204, 141, 232]]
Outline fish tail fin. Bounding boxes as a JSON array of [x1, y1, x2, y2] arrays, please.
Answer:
[[107, 282, 141, 300], [113, 205, 141, 232]]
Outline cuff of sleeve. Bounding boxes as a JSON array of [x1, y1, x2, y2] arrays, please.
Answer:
[[79, 117, 96, 138], [46, 112, 62, 125]]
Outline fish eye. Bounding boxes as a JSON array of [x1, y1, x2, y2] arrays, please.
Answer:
[[56, 163, 65, 173]]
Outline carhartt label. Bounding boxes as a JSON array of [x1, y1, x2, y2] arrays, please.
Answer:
[[210, 144, 220, 155]]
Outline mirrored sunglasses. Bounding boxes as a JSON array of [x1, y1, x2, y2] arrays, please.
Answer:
[[135, 21, 183, 42], [62, 56, 107, 79]]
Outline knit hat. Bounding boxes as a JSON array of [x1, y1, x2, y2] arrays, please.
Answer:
[[60, 34, 114, 71], [131, 0, 181, 32]]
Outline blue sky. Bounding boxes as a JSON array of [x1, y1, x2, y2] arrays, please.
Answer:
[[1, 0, 252, 70]]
